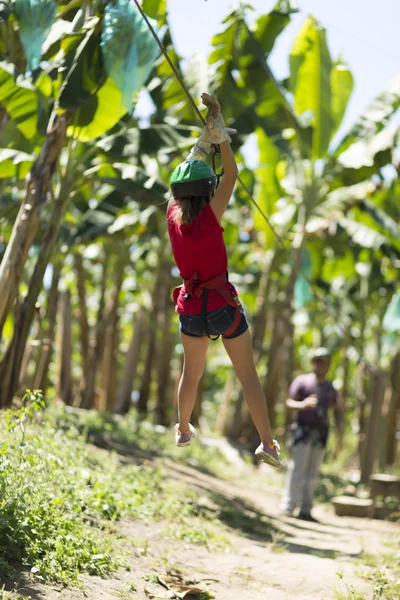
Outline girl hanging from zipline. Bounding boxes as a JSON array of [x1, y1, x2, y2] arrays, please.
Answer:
[[167, 93, 281, 469]]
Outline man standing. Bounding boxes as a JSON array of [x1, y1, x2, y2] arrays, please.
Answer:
[[280, 347, 344, 521]]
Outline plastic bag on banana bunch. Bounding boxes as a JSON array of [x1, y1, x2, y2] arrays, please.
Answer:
[[14, 0, 57, 71], [101, 0, 160, 113], [383, 292, 400, 333], [294, 248, 313, 307]]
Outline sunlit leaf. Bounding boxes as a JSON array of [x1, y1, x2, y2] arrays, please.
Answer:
[[0, 61, 38, 140], [330, 58, 354, 140], [334, 73, 400, 155], [0, 148, 34, 178], [289, 16, 333, 158]]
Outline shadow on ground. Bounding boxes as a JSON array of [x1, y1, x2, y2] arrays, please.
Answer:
[[63, 420, 363, 563], [1, 571, 49, 599]]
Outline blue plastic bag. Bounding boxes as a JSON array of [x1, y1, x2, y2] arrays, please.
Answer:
[[294, 248, 313, 307], [101, 0, 160, 112], [14, 0, 57, 71], [383, 292, 400, 333]]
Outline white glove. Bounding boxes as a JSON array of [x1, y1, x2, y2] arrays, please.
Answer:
[[201, 92, 233, 145], [186, 93, 237, 161], [187, 138, 213, 161], [187, 127, 237, 161]]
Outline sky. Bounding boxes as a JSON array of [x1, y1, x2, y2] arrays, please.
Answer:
[[146, 0, 400, 159]]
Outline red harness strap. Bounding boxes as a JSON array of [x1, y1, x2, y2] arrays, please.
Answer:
[[173, 271, 242, 339]]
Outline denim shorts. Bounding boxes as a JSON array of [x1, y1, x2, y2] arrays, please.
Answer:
[[179, 305, 249, 339]]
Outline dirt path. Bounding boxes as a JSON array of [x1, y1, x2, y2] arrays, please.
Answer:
[[5, 453, 399, 600]]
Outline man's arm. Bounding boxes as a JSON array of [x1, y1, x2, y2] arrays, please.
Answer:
[[286, 396, 318, 411], [286, 376, 318, 411]]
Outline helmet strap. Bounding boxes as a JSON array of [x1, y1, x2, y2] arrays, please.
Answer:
[[212, 146, 224, 194]]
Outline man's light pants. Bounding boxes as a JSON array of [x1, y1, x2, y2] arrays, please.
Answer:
[[281, 441, 325, 514]]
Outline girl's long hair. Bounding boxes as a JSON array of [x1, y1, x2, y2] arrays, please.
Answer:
[[170, 195, 209, 225]]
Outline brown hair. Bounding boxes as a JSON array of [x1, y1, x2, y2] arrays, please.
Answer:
[[171, 196, 209, 225]]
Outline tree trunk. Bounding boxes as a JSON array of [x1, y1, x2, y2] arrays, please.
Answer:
[[35, 261, 62, 396], [0, 112, 70, 344], [74, 254, 90, 376], [156, 263, 175, 426], [0, 182, 71, 407], [356, 362, 369, 464], [216, 371, 236, 434], [17, 298, 46, 394], [103, 257, 125, 412], [263, 302, 294, 430], [385, 351, 400, 466], [252, 257, 275, 360], [0, 103, 8, 143], [264, 248, 301, 430], [360, 368, 386, 484], [79, 256, 109, 409], [137, 251, 167, 416], [340, 331, 351, 412], [114, 309, 146, 414], [57, 290, 73, 405]]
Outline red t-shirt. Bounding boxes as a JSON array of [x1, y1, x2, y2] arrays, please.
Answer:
[[167, 202, 237, 314]]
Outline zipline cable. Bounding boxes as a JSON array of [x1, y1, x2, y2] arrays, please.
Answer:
[[133, 0, 287, 251]]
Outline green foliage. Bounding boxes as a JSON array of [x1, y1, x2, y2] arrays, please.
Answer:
[[209, 5, 301, 142], [334, 73, 400, 156], [290, 16, 336, 158], [330, 58, 354, 140], [142, 0, 167, 22], [68, 77, 127, 141], [357, 540, 400, 600], [0, 148, 33, 179], [253, 128, 282, 247], [58, 24, 107, 110], [0, 400, 118, 582], [50, 406, 236, 480], [0, 62, 38, 140], [0, 0, 12, 22], [0, 403, 244, 584]]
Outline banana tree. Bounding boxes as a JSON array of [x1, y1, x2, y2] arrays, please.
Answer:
[[0, 0, 175, 405], [202, 5, 400, 433]]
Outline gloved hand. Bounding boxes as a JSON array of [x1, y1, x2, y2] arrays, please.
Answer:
[[201, 92, 236, 144], [186, 93, 237, 161]]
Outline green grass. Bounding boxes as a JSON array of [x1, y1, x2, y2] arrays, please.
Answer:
[[0, 399, 222, 584], [332, 572, 366, 600], [357, 543, 400, 600], [49, 403, 236, 480], [333, 540, 400, 600], [0, 397, 278, 590]]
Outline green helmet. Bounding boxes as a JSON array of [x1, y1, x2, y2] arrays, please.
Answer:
[[170, 160, 217, 199]]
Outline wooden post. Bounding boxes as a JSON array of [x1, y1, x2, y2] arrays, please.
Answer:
[[57, 290, 73, 406], [360, 368, 386, 484]]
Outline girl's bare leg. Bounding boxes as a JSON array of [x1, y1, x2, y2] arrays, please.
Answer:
[[177, 332, 210, 432], [222, 329, 274, 445]]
